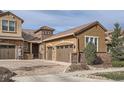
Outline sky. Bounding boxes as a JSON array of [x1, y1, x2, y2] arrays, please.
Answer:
[[10, 10, 124, 33]]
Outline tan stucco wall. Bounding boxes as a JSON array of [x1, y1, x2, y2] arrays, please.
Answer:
[[45, 36, 77, 60], [77, 25, 107, 52], [0, 14, 22, 37]]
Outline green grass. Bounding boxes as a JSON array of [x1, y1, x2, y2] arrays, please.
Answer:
[[95, 71, 124, 81], [112, 61, 124, 67]]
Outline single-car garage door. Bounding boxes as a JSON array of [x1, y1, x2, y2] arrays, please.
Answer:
[[47, 47, 52, 60], [0, 45, 15, 59], [56, 45, 73, 62]]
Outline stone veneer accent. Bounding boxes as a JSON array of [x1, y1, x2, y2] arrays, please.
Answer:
[[71, 52, 112, 67]]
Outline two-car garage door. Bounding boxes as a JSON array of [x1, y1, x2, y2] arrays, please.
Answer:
[[47, 44, 74, 62], [0, 45, 15, 59]]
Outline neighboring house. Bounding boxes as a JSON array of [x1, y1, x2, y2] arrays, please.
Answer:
[[0, 11, 24, 59], [0, 11, 55, 59], [0, 11, 108, 63]]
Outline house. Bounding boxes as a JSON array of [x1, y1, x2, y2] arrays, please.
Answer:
[[42, 21, 108, 62], [0, 11, 24, 59], [0, 11, 109, 64], [0, 11, 55, 59]]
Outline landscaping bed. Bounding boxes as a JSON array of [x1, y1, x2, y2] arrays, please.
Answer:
[[0, 67, 16, 82], [112, 61, 124, 67], [94, 71, 124, 81]]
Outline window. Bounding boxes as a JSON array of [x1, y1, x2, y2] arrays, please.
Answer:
[[9, 21, 15, 31], [2, 20, 8, 31], [85, 36, 99, 51], [70, 45, 73, 48], [60, 46, 63, 49], [57, 46, 59, 49], [2, 20, 16, 32], [65, 45, 68, 48]]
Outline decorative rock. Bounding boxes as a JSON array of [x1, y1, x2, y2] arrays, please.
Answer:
[[0, 67, 16, 82]]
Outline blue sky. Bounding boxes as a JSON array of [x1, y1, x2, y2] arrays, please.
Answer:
[[11, 10, 124, 33]]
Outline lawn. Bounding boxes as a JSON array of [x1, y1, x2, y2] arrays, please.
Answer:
[[95, 71, 124, 81], [112, 61, 124, 67]]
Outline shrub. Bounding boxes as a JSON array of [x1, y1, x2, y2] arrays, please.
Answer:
[[84, 43, 97, 65], [95, 71, 124, 81], [93, 56, 103, 65], [112, 61, 124, 67]]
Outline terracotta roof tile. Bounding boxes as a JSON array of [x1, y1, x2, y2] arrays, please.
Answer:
[[43, 21, 107, 42], [35, 26, 55, 33]]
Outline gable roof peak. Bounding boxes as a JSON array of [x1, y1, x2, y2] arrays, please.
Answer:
[[0, 11, 24, 23]]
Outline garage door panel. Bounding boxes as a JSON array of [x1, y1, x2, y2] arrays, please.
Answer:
[[9, 48, 15, 59], [56, 45, 73, 62], [0, 45, 15, 59], [47, 47, 52, 60]]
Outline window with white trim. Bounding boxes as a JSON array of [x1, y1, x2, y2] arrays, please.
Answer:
[[2, 20, 8, 31], [9, 21, 15, 31], [2, 20, 16, 32], [85, 36, 99, 51]]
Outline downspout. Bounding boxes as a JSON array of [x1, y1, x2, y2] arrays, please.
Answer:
[[73, 33, 80, 63], [73, 33, 79, 53]]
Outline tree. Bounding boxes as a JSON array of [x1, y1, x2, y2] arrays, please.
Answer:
[[110, 23, 123, 60], [84, 43, 97, 65], [111, 23, 122, 47]]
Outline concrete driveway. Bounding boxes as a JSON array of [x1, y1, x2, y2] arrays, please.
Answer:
[[12, 67, 124, 82], [0, 59, 69, 77], [1, 59, 124, 82]]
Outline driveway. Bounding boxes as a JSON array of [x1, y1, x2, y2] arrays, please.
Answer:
[[0, 59, 69, 76], [12, 67, 124, 82], [1, 59, 124, 82]]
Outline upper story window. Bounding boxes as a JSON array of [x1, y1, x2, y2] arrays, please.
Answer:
[[85, 36, 99, 51], [9, 21, 15, 31], [2, 20, 16, 32], [2, 20, 8, 31]]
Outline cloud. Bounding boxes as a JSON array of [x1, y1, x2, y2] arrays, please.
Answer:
[[11, 10, 124, 33]]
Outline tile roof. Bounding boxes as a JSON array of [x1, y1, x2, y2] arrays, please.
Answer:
[[22, 29, 41, 43], [35, 26, 55, 33], [43, 21, 107, 42], [0, 10, 3, 14], [22, 29, 35, 41]]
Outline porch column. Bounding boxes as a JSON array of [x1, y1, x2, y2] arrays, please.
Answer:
[[30, 42, 32, 54]]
